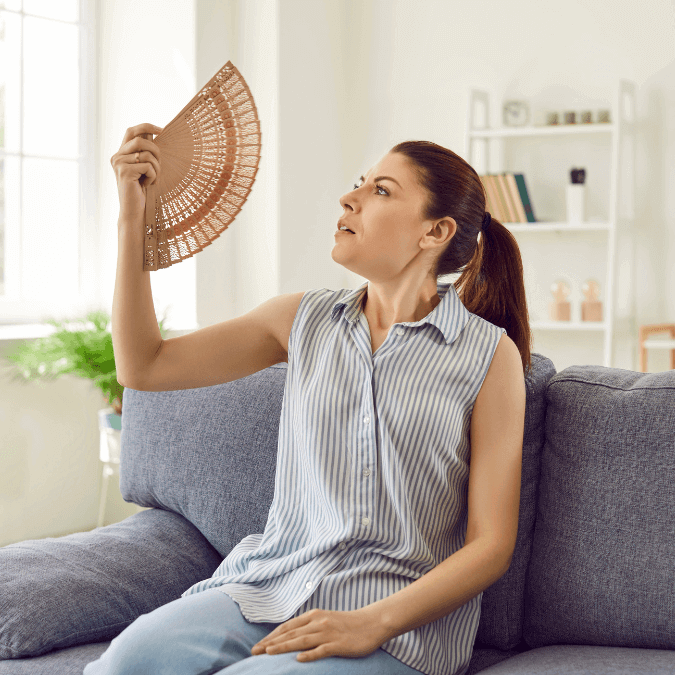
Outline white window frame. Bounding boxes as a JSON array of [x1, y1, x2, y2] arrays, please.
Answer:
[[0, 0, 99, 338]]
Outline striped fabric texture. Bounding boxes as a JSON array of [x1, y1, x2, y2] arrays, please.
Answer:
[[182, 280, 507, 675]]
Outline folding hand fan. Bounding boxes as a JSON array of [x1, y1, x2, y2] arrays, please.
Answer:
[[140, 60, 261, 271]]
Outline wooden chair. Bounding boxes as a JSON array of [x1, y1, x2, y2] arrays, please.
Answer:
[[639, 323, 675, 372]]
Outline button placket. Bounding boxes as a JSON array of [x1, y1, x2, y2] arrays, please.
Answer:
[[359, 389, 375, 533]]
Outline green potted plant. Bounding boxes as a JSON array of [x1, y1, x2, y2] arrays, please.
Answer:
[[3, 308, 169, 419], [4, 308, 170, 527]]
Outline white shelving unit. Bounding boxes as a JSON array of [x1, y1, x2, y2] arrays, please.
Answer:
[[466, 81, 637, 370]]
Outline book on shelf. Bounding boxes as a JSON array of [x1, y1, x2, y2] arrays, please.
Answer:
[[479, 173, 537, 223]]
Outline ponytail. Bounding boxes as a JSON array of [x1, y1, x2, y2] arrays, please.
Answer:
[[391, 140, 533, 375]]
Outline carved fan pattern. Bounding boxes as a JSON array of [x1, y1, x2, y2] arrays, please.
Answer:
[[141, 61, 261, 271]]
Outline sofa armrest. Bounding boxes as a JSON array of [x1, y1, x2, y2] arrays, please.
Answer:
[[0, 508, 223, 660]]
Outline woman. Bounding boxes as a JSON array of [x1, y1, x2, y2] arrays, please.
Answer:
[[89, 124, 529, 675]]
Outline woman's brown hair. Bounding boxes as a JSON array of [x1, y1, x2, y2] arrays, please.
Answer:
[[391, 140, 533, 376]]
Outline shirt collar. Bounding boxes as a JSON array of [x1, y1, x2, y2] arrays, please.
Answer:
[[330, 280, 471, 345]]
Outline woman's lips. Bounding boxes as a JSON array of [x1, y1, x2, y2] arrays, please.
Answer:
[[337, 219, 355, 234]]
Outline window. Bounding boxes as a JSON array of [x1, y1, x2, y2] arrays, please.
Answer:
[[0, 0, 96, 326]]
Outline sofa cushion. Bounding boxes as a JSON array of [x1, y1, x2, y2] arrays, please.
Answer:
[[474, 353, 556, 651], [0, 509, 222, 660], [119, 363, 288, 559], [523, 366, 675, 649]]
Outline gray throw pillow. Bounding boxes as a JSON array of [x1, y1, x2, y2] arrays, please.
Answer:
[[0, 508, 222, 659]]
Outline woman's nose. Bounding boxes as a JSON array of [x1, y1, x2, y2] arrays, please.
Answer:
[[339, 192, 355, 211]]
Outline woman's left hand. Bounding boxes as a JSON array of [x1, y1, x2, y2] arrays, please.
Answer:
[[250, 607, 390, 663]]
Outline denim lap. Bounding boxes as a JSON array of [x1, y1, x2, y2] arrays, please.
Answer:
[[218, 649, 422, 674], [83, 587, 421, 675], [82, 588, 278, 675]]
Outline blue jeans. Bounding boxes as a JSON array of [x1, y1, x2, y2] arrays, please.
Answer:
[[83, 588, 422, 674]]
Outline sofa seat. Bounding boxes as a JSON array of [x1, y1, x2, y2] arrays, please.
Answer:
[[474, 644, 675, 674], [2, 641, 673, 675], [0, 642, 525, 675], [0, 642, 111, 675]]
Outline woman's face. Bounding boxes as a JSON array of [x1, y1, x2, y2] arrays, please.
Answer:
[[333, 151, 453, 283]]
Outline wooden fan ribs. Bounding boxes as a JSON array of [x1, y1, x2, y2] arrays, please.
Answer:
[[143, 61, 261, 271]]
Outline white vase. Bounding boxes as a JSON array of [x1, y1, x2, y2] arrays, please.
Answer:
[[97, 408, 122, 528], [566, 183, 585, 224], [98, 408, 122, 463]]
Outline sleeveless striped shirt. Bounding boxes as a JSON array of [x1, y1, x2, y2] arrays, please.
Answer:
[[182, 280, 506, 675]]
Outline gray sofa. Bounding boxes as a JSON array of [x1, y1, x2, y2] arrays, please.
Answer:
[[1, 353, 674, 674]]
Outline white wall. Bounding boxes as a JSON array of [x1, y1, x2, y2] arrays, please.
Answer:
[[195, 0, 281, 324], [2, 0, 674, 546], [96, 0, 198, 333]]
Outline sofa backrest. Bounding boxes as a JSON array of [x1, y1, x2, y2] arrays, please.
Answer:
[[120, 352, 556, 651], [473, 352, 556, 650], [120, 363, 288, 560], [522, 365, 675, 651]]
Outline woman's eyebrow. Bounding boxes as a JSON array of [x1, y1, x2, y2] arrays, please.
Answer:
[[360, 174, 402, 190]]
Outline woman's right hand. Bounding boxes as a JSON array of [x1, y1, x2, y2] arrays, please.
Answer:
[[110, 123, 164, 224]]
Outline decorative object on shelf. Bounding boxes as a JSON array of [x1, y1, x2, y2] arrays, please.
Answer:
[[545, 111, 560, 125], [566, 167, 586, 224], [581, 279, 603, 322], [544, 109, 611, 127], [479, 173, 537, 223], [503, 100, 530, 127], [550, 279, 572, 321], [3, 309, 169, 417], [638, 323, 675, 372], [142, 60, 261, 271], [597, 109, 611, 123]]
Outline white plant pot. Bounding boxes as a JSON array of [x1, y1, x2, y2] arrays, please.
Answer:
[[97, 408, 122, 528], [98, 408, 122, 464]]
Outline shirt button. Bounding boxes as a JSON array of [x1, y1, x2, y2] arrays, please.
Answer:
[[361, 516, 371, 526], [396, 328, 404, 335], [363, 468, 371, 477], [338, 542, 347, 550], [363, 416, 370, 424], [305, 581, 313, 589]]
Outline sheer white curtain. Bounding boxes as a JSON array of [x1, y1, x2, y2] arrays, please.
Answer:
[[0, 0, 99, 327]]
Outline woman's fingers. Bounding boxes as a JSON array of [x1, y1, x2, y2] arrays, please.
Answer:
[[110, 125, 163, 181], [118, 135, 162, 164], [110, 124, 164, 221], [120, 123, 164, 147], [136, 160, 157, 187], [127, 150, 160, 186]]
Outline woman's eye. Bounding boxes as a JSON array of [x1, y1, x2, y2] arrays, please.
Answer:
[[352, 181, 388, 196]]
